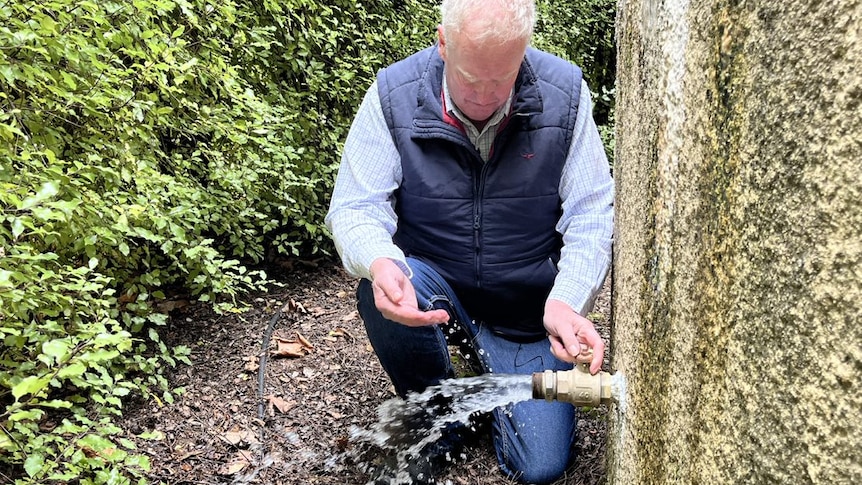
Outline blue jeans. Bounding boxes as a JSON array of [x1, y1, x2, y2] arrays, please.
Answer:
[[358, 258, 576, 484]]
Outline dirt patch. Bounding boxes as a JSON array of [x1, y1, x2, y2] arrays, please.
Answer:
[[118, 259, 610, 484]]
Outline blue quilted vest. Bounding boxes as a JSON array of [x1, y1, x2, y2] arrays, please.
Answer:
[[377, 46, 582, 340]]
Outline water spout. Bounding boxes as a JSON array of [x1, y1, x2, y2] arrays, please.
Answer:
[[531, 364, 626, 407]]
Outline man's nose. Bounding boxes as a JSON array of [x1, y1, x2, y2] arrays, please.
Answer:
[[474, 85, 498, 104]]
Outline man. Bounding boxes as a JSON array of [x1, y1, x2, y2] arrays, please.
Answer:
[[325, 0, 614, 482]]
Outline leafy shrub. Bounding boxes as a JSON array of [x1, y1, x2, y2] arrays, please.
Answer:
[[0, 0, 436, 481], [222, 0, 439, 256], [534, 0, 617, 164], [0, 0, 613, 481]]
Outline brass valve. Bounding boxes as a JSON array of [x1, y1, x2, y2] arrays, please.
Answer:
[[531, 364, 614, 406]]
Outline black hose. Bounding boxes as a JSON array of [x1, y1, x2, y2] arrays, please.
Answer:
[[257, 305, 285, 421], [242, 305, 285, 485]]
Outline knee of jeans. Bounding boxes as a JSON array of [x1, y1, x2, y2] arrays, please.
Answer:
[[497, 419, 572, 485], [505, 453, 569, 485]]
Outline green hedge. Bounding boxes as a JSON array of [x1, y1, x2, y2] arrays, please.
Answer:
[[0, 1, 437, 481], [535, 0, 617, 164], [0, 0, 613, 481]]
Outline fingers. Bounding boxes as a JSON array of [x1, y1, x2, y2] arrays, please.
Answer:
[[371, 268, 404, 305], [375, 294, 449, 327], [400, 309, 450, 327], [544, 300, 606, 374], [548, 334, 573, 363], [574, 344, 594, 364], [370, 263, 449, 327], [569, 321, 605, 374], [550, 336, 604, 373], [586, 336, 605, 374]]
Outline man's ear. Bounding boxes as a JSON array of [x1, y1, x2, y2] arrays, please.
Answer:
[[437, 25, 447, 61]]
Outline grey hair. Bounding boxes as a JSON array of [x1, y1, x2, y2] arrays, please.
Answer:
[[440, 0, 536, 46]]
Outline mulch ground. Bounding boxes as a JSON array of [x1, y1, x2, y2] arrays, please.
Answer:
[[117, 258, 611, 484]]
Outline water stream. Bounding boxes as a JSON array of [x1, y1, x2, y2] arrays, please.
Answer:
[[349, 373, 534, 484]]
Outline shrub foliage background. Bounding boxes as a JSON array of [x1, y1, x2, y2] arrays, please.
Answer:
[[0, 0, 614, 481]]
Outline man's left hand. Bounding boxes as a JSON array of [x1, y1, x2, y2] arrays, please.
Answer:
[[543, 299, 605, 374]]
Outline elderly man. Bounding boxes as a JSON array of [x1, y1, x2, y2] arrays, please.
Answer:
[[326, 0, 614, 482]]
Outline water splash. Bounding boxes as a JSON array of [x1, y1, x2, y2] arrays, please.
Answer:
[[609, 372, 627, 414], [349, 374, 533, 484], [608, 371, 629, 457]]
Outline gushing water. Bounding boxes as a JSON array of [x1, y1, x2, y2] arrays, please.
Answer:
[[349, 373, 533, 484], [609, 372, 627, 413]]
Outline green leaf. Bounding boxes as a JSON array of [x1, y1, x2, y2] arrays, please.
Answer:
[[119, 437, 137, 450], [12, 375, 51, 401], [38, 399, 73, 409], [178, 58, 198, 71], [137, 430, 164, 440], [0, 65, 15, 85], [78, 434, 127, 462], [43, 148, 57, 164], [0, 269, 13, 287], [8, 408, 45, 422], [169, 223, 187, 242], [57, 362, 86, 379], [0, 433, 13, 451], [42, 339, 70, 363], [21, 181, 59, 209], [83, 349, 120, 362], [24, 453, 44, 477], [125, 453, 151, 471], [11, 218, 25, 239]]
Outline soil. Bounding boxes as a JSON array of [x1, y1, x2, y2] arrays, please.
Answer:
[[117, 258, 611, 484]]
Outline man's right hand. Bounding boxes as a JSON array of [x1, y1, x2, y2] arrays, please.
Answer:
[[369, 258, 450, 327]]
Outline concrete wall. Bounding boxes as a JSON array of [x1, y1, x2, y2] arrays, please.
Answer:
[[611, 0, 862, 483]]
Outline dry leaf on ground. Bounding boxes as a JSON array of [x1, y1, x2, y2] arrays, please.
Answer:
[[266, 395, 296, 414], [329, 327, 355, 340], [218, 450, 254, 475], [270, 332, 314, 358], [220, 428, 258, 446]]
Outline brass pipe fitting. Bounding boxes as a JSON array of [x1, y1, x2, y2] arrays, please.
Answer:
[[531, 364, 614, 406]]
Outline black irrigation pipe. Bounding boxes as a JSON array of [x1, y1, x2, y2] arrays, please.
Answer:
[[235, 305, 286, 485], [257, 305, 287, 422]]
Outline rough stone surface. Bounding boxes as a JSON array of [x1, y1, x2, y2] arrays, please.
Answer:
[[611, 0, 862, 483]]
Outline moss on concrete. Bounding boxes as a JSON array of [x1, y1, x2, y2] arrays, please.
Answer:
[[611, 0, 862, 483]]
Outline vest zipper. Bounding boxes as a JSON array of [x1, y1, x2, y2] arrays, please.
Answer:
[[473, 159, 490, 289]]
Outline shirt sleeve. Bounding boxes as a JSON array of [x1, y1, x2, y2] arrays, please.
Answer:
[[547, 79, 615, 315], [324, 81, 411, 280]]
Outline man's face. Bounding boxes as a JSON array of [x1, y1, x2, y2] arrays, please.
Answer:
[[438, 25, 526, 124]]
